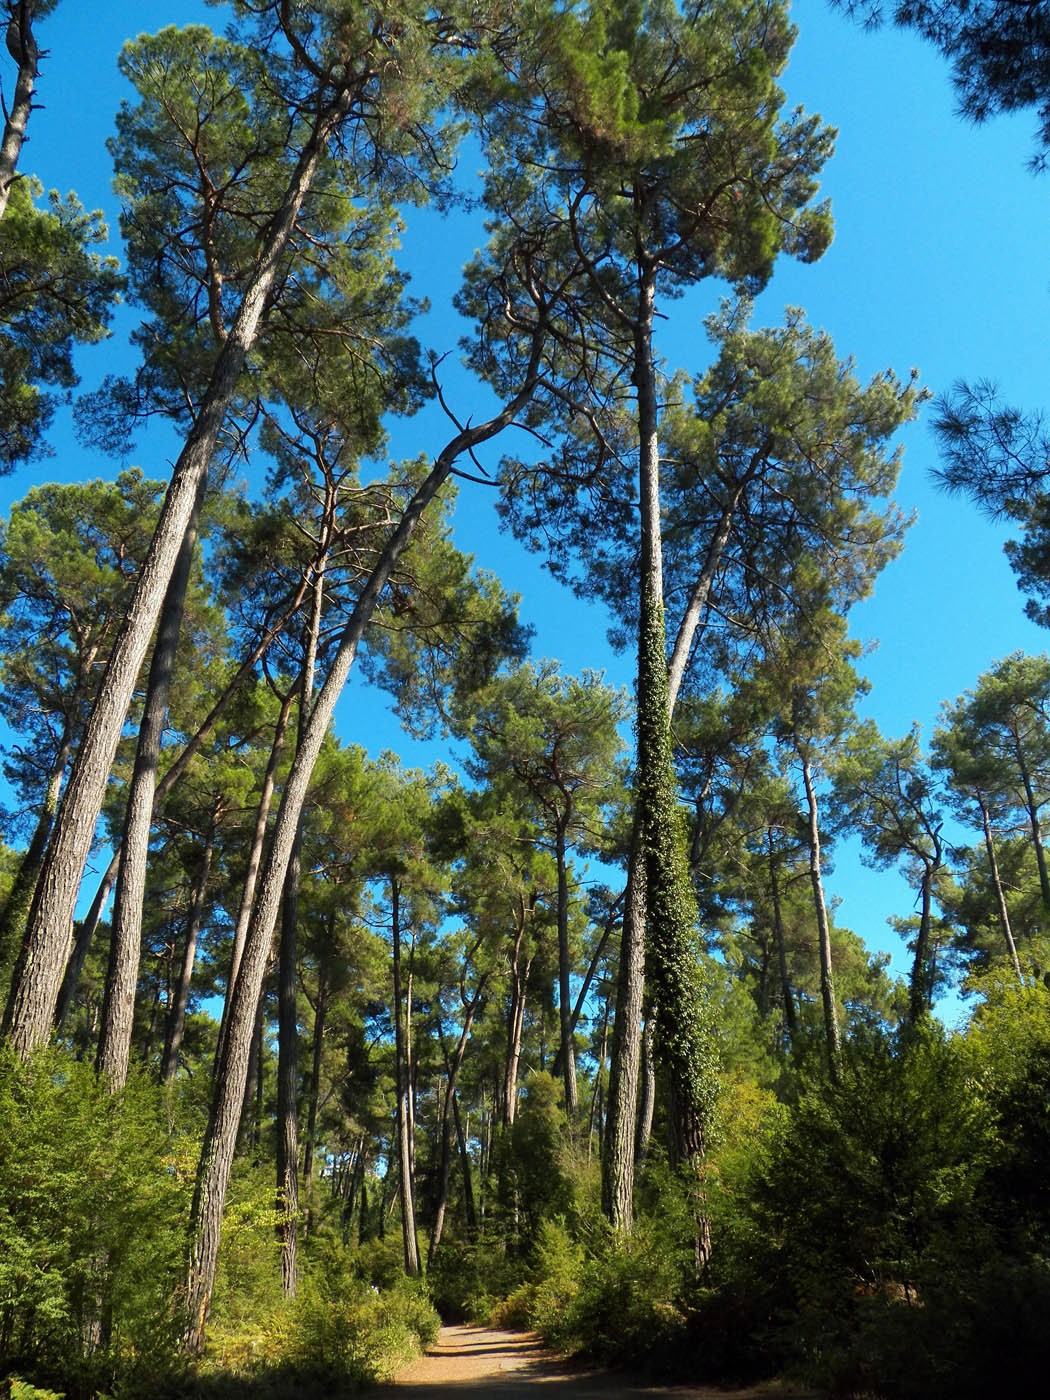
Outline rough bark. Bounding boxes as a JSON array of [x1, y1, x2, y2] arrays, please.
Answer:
[[1013, 734, 1050, 908], [0, 1, 41, 219], [4, 85, 352, 1061], [634, 1012, 655, 1166], [98, 485, 205, 1088]]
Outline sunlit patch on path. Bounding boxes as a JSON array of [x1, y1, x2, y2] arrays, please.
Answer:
[[380, 1324, 823, 1398]]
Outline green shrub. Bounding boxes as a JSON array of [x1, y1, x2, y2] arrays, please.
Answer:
[[0, 1047, 191, 1398]]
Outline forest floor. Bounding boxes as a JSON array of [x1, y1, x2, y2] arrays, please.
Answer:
[[381, 1324, 824, 1399]]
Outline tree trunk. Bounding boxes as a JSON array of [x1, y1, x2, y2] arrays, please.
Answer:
[[98, 486, 206, 1088], [453, 1090, 477, 1234], [586, 996, 609, 1160], [1013, 734, 1050, 908], [602, 835, 646, 1230], [182, 325, 547, 1352], [977, 789, 1023, 982], [391, 879, 420, 1276], [215, 685, 295, 1070], [767, 827, 798, 1039], [428, 975, 486, 1265], [4, 86, 353, 1063], [634, 1012, 655, 1167], [54, 855, 115, 1032], [0, 717, 72, 982], [276, 567, 324, 1299], [798, 750, 841, 1074], [0, 2, 40, 218], [160, 815, 217, 1083], [302, 926, 332, 1191], [555, 822, 579, 1116]]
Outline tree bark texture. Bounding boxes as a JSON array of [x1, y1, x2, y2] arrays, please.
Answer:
[[391, 880, 420, 1276], [0, 2, 40, 218], [160, 816, 217, 1083]]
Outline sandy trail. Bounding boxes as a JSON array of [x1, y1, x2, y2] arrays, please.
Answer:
[[380, 1324, 822, 1399]]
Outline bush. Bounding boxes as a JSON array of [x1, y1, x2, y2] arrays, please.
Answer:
[[0, 1047, 191, 1398]]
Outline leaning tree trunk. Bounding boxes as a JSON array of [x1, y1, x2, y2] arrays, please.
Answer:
[[1013, 735, 1050, 909], [182, 329, 546, 1353], [554, 821, 579, 1117], [3, 85, 354, 1061], [302, 919, 333, 1190], [215, 686, 295, 1071], [276, 567, 324, 1299], [602, 836, 646, 1231], [798, 749, 841, 1076], [0, 1, 41, 218], [98, 484, 206, 1088], [54, 856, 116, 1032], [160, 814, 217, 1083], [976, 789, 1023, 982], [429, 974, 487, 1265], [391, 879, 420, 1277], [0, 717, 72, 981]]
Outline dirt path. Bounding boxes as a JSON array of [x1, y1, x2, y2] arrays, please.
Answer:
[[381, 1324, 822, 1399]]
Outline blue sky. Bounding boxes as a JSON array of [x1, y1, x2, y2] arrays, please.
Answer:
[[4, 0, 1050, 1015]]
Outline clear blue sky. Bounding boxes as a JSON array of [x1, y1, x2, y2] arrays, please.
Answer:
[[4, 0, 1049, 1015]]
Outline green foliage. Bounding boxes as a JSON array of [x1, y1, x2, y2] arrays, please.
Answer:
[[0, 178, 122, 468], [0, 1047, 191, 1397]]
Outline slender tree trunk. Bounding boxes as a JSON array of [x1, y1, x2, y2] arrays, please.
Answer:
[[586, 996, 609, 1160], [453, 1090, 477, 1234], [54, 856, 115, 1032], [634, 1012, 655, 1166], [798, 750, 841, 1074], [276, 567, 324, 1299], [4, 86, 353, 1062], [98, 484, 206, 1087], [0, 718, 72, 980], [1013, 735, 1050, 908], [215, 686, 295, 1070], [303, 927, 332, 1190], [0, 1, 40, 218], [977, 790, 1023, 981], [767, 827, 798, 1041], [602, 836, 646, 1229], [555, 822, 579, 1116], [160, 815, 217, 1083], [429, 976, 486, 1265], [182, 328, 546, 1351], [391, 879, 420, 1276]]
